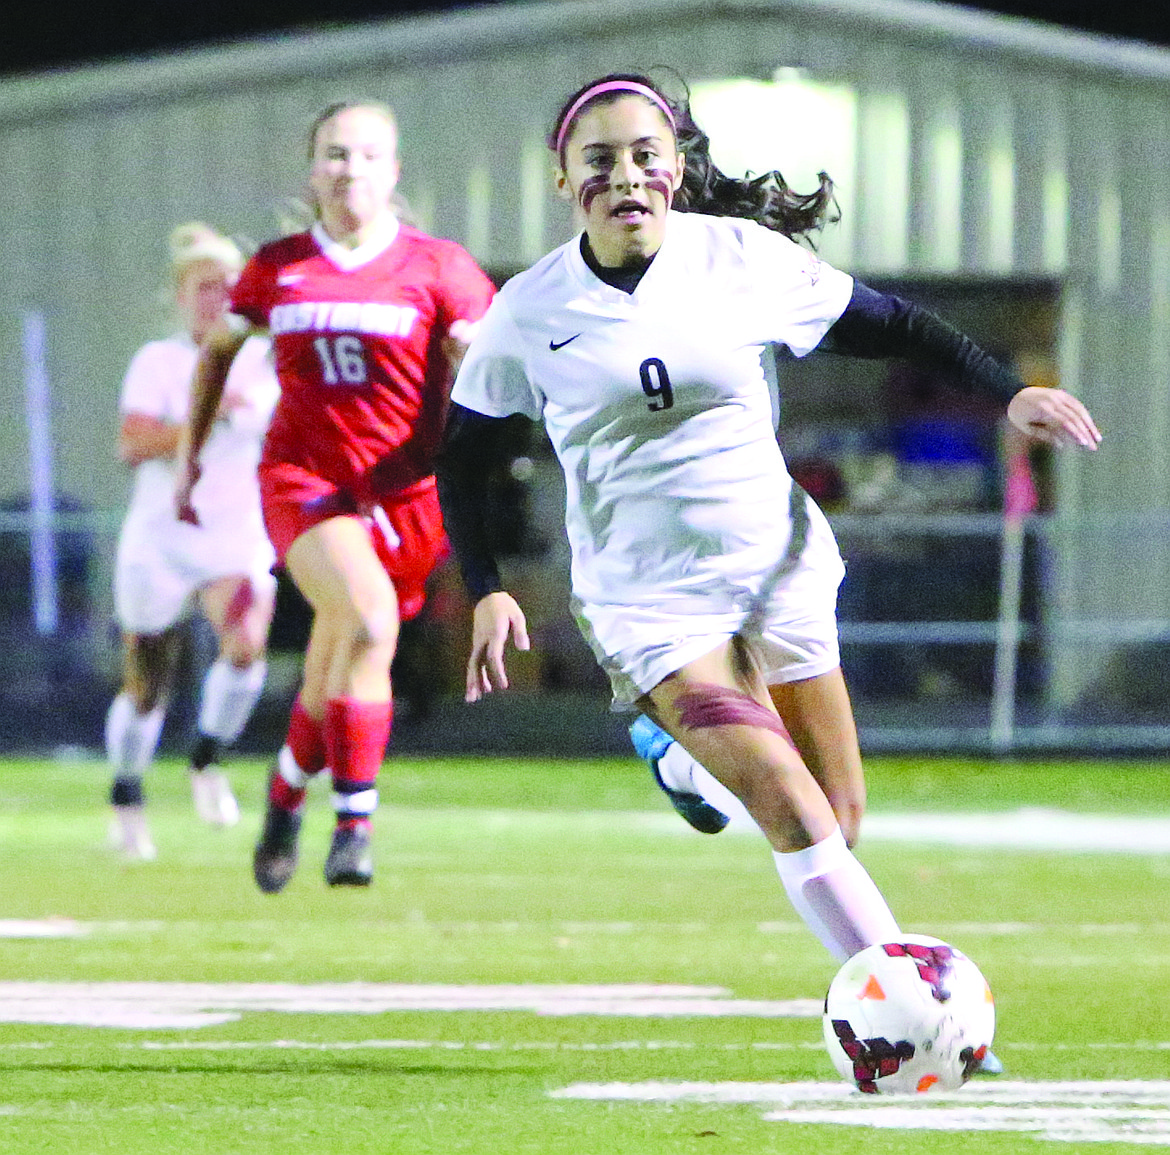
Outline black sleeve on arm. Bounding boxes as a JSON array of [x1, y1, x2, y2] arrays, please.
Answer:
[[435, 402, 518, 603], [821, 280, 1024, 405]]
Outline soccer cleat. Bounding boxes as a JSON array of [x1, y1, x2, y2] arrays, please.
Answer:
[[974, 1048, 1005, 1075], [191, 769, 240, 827], [629, 715, 729, 835], [324, 823, 374, 887], [252, 788, 303, 894], [109, 805, 157, 861]]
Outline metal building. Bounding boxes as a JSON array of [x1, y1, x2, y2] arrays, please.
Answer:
[[2, 0, 1168, 739]]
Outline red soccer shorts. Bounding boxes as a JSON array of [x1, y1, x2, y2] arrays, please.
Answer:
[[259, 463, 448, 622]]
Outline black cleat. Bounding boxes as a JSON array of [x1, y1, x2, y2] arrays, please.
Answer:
[[253, 796, 302, 894], [324, 823, 374, 887]]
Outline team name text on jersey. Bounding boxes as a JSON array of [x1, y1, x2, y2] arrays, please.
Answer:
[[269, 301, 419, 338]]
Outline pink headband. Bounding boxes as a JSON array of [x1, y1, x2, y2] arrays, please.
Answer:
[[554, 81, 677, 159]]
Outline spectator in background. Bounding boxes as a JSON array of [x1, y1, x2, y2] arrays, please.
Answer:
[[176, 101, 495, 893], [108, 222, 279, 859]]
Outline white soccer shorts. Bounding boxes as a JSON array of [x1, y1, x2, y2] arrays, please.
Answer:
[[576, 492, 846, 707], [114, 516, 275, 635]]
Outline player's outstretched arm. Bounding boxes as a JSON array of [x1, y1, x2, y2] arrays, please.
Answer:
[[175, 318, 255, 524], [466, 592, 530, 702], [823, 281, 1101, 451], [1007, 385, 1101, 450]]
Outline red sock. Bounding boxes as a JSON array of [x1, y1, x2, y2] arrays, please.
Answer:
[[325, 697, 392, 826], [288, 697, 327, 773], [269, 697, 327, 813]]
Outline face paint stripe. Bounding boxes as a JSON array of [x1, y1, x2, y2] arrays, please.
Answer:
[[643, 171, 675, 210], [579, 175, 610, 213], [576, 168, 677, 214]]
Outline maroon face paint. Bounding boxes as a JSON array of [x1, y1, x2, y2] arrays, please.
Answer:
[[578, 174, 611, 213], [674, 683, 795, 746], [578, 167, 675, 214], [643, 168, 675, 209]]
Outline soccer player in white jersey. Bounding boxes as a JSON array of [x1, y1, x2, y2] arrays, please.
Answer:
[[438, 72, 1100, 1039], [108, 223, 279, 858]]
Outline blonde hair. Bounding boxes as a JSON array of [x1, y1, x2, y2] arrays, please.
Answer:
[[168, 222, 245, 286]]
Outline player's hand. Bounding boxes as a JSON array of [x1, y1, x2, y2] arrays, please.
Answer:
[[1007, 386, 1101, 450], [466, 591, 530, 702], [174, 460, 202, 526]]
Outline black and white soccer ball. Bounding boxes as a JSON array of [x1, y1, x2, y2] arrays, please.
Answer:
[[822, 934, 995, 1094]]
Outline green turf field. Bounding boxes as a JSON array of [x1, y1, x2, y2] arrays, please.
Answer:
[[0, 752, 1168, 1153]]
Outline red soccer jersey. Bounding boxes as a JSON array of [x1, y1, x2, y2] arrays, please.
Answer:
[[232, 222, 495, 499]]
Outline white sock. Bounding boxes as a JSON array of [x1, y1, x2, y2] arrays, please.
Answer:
[[277, 745, 311, 789], [689, 764, 755, 826], [658, 743, 754, 826], [197, 659, 267, 744], [105, 692, 166, 777], [332, 787, 378, 817], [656, 741, 700, 792], [773, 827, 901, 962]]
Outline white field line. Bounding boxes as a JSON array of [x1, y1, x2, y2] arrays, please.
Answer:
[[711, 803, 1170, 854], [0, 919, 88, 938], [0, 1038, 1163, 1053], [7, 918, 1166, 942], [119, 1039, 830, 1052], [552, 1080, 1170, 1103], [130, 1039, 1170, 1053], [4, 978, 1168, 1040], [0, 982, 821, 1029], [551, 1080, 1170, 1146], [636, 768, 1170, 853], [860, 808, 1170, 854], [448, 805, 1170, 854]]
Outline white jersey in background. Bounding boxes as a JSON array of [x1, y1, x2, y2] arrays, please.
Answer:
[[115, 333, 279, 634], [120, 334, 278, 526], [453, 211, 855, 701]]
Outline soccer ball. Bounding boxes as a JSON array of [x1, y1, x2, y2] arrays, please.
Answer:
[[822, 934, 995, 1094]]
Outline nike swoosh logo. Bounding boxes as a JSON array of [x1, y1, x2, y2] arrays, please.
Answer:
[[549, 334, 581, 351]]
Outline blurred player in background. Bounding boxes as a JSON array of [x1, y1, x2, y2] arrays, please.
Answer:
[[439, 73, 1099, 1014], [176, 101, 495, 893], [109, 223, 279, 860]]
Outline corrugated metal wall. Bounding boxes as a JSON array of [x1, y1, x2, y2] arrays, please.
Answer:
[[3, 0, 1169, 704]]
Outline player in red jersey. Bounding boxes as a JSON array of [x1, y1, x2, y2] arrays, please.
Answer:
[[176, 100, 495, 892]]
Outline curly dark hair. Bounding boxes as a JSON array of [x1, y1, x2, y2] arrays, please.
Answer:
[[549, 71, 838, 244]]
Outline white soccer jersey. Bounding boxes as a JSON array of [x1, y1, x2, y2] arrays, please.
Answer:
[[120, 333, 278, 528], [115, 333, 279, 633], [453, 211, 853, 617]]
